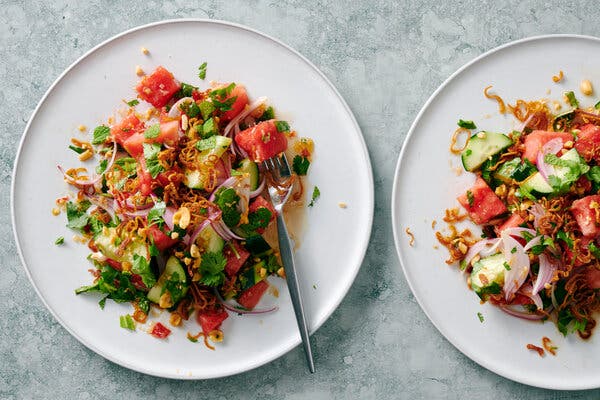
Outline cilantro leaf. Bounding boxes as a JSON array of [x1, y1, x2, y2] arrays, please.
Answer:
[[132, 254, 157, 289], [275, 120, 290, 132], [214, 187, 241, 227], [258, 106, 275, 121], [458, 119, 477, 129], [75, 265, 149, 308], [292, 155, 310, 176], [198, 62, 207, 80], [557, 230, 573, 250], [144, 123, 161, 139], [55, 236, 64, 245], [309, 186, 320, 207], [199, 252, 226, 287], [589, 242, 600, 259], [239, 207, 272, 235], [201, 118, 218, 138], [209, 83, 236, 111], [147, 201, 166, 228], [143, 143, 165, 178], [66, 201, 90, 231], [199, 101, 215, 120], [126, 99, 139, 107], [92, 125, 111, 145], [180, 82, 197, 97]]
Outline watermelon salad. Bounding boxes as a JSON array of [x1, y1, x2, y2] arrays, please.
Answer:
[[437, 87, 600, 339], [55, 64, 315, 347]]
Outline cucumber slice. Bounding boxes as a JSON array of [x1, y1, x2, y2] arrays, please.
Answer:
[[461, 132, 513, 172], [519, 148, 585, 198], [94, 227, 149, 265], [237, 158, 259, 190], [183, 135, 232, 190], [194, 225, 225, 253], [494, 158, 537, 184], [147, 256, 188, 305], [470, 253, 505, 299], [243, 235, 271, 256]]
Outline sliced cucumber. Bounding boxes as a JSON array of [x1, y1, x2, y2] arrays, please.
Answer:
[[519, 148, 585, 198], [470, 253, 506, 299], [253, 260, 266, 284], [183, 135, 232, 190], [494, 158, 537, 184], [147, 256, 188, 305], [193, 225, 225, 253], [461, 132, 513, 172], [94, 227, 149, 265], [237, 158, 259, 190], [243, 235, 271, 256]]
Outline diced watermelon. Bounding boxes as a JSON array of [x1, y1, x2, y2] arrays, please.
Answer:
[[196, 308, 229, 334], [574, 124, 600, 162], [571, 195, 600, 237], [156, 166, 183, 187], [248, 196, 276, 233], [497, 213, 525, 234], [586, 266, 600, 289], [237, 280, 269, 310], [220, 84, 249, 122], [136, 159, 153, 196], [111, 114, 145, 146], [136, 66, 181, 108], [155, 120, 180, 146], [564, 237, 592, 267], [235, 120, 288, 162], [147, 224, 178, 251], [122, 132, 145, 158], [523, 130, 572, 164], [457, 177, 507, 224], [150, 322, 171, 339], [223, 241, 250, 277]]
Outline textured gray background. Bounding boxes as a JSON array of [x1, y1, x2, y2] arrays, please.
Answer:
[[3, 0, 600, 399]]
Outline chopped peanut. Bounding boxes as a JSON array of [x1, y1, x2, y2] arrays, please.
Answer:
[[141, 47, 149, 55], [173, 206, 191, 229], [190, 244, 200, 258], [51, 208, 61, 216], [77, 125, 87, 132], [170, 313, 182, 327], [581, 79, 593, 96], [338, 202, 347, 209], [121, 261, 132, 272], [136, 65, 145, 76], [159, 292, 173, 308], [277, 267, 286, 278]]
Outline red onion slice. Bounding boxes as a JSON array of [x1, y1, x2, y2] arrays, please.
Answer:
[[223, 97, 267, 137], [84, 193, 117, 222], [536, 138, 563, 181], [499, 305, 546, 320], [523, 235, 542, 252], [529, 203, 546, 229], [532, 253, 559, 295], [501, 230, 530, 301], [520, 284, 543, 309], [168, 97, 194, 119], [214, 289, 278, 315], [249, 177, 266, 198], [462, 238, 501, 269], [213, 220, 244, 241]]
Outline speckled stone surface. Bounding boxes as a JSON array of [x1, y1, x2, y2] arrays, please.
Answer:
[[4, 1, 600, 398]]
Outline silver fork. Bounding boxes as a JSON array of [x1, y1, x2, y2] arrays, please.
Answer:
[[263, 153, 315, 373]]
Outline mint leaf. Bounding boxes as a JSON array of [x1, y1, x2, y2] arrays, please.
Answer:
[[198, 62, 207, 80], [66, 201, 90, 231], [147, 201, 166, 228], [275, 120, 290, 132], [196, 135, 217, 151], [143, 143, 164, 178], [92, 125, 111, 145], [126, 99, 139, 107], [132, 254, 157, 289], [292, 155, 310, 176], [309, 186, 320, 207], [458, 119, 477, 129]]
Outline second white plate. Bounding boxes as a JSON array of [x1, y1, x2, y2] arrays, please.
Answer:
[[392, 35, 600, 390]]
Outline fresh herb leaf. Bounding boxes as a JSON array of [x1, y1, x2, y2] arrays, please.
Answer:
[[510, 247, 517, 254], [201, 118, 218, 138], [503, 262, 511, 271], [589, 242, 600, 260], [75, 265, 148, 308], [465, 149, 472, 156], [458, 119, 477, 129], [144, 123, 161, 139], [147, 201, 166, 228], [209, 83, 236, 111], [521, 231, 534, 242], [275, 121, 290, 133], [258, 106, 275, 121], [143, 143, 164, 178], [69, 145, 86, 154], [132, 254, 157, 289], [149, 241, 160, 257], [187, 102, 200, 118], [557, 230, 573, 250], [214, 187, 241, 227], [309, 186, 320, 207], [96, 159, 108, 174], [531, 236, 555, 255], [198, 62, 207, 80], [88, 216, 105, 237], [466, 190, 474, 207], [292, 155, 310, 176], [180, 82, 197, 97], [119, 314, 136, 331], [92, 125, 111, 145], [595, 100, 600, 110], [199, 101, 215, 120], [587, 166, 600, 184], [477, 312, 484, 323], [66, 201, 90, 231], [565, 91, 579, 108], [239, 207, 272, 235], [126, 99, 139, 107], [55, 236, 65, 245], [199, 252, 227, 287]]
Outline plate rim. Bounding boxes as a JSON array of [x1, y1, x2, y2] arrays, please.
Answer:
[[391, 34, 600, 391], [11, 18, 374, 379]]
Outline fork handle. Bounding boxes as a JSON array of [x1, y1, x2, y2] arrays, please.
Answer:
[[276, 213, 315, 373]]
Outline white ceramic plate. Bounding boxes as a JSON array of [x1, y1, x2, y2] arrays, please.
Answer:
[[392, 35, 600, 390], [12, 19, 373, 379]]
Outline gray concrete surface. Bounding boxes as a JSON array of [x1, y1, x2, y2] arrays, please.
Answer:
[[3, 0, 600, 398]]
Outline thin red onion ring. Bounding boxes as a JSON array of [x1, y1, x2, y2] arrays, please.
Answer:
[[532, 253, 559, 295], [168, 97, 194, 118], [499, 305, 546, 320], [213, 289, 278, 315], [249, 177, 266, 198], [223, 97, 267, 138]]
